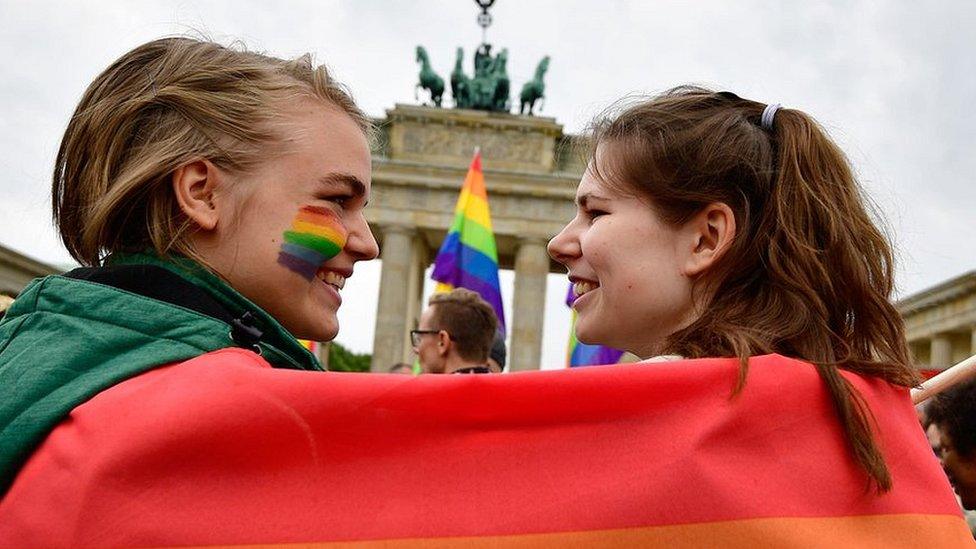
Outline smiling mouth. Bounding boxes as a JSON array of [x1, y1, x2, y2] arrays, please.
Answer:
[[316, 269, 346, 291], [573, 279, 599, 298]]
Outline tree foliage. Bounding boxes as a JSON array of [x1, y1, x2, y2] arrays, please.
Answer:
[[327, 342, 371, 372]]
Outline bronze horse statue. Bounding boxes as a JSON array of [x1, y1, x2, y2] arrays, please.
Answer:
[[450, 47, 471, 108], [415, 46, 444, 107], [491, 48, 510, 112], [519, 56, 549, 115]]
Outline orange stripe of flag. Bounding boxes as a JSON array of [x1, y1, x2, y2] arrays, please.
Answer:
[[462, 172, 487, 201], [123, 514, 974, 548]]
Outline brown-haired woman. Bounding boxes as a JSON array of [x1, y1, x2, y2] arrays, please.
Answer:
[[548, 86, 968, 528]]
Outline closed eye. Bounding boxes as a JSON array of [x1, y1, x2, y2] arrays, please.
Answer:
[[586, 209, 608, 220]]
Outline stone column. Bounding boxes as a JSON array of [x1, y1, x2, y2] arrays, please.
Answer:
[[402, 234, 429, 363], [509, 238, 549, 371], [371, 225, 415, 372], [930, 334, 953, 371], [318, 342, 331, 369]]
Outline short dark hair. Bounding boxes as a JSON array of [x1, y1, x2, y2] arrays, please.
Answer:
[[929, 378, 976, 457], [489, 331, 507, 369], [428, 289, 498, 363]]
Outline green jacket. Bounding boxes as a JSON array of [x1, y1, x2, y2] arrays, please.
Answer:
[[0, 253, 322, 495]]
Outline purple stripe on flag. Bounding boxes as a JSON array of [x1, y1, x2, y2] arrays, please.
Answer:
[[453, 273, 506, 332], [432, 247, 497, 288], [571, 343, 625, 368], [433, 241, 506, 331], [566, 281, 625, 367]]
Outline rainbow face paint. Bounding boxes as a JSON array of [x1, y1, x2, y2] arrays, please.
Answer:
[[277, 205, 348, 280]]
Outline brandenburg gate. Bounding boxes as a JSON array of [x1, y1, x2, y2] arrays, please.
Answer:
[[365, 104, 583, 372], [898, 271, 976, 374]]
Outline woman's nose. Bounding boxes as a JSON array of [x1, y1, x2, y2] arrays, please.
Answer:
[[347, 215, 379, 261], [547, 221, 580, 266]]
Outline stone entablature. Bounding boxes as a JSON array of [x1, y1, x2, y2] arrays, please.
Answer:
[[897, 271, 976, 370], [0, 243, 60, 296], [382, 104, 565, 174]]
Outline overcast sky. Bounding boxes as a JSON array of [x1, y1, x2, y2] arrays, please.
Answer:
[[1, 1, 974, 368]]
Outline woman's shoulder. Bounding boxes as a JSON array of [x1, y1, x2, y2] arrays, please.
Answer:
[[0, 270, 254, 498]]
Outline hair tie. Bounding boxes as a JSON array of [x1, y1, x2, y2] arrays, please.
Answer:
[[761, 103, 781, 130]]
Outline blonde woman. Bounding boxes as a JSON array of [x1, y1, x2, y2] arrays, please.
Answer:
[[0, 37, 378, 542]]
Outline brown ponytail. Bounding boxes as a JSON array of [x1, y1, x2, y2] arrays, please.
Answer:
[[590, 86, 917, 492]]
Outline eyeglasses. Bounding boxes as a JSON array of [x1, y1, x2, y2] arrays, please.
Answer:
[[453, 366, 492, 374], [410, 329, 441, 347]]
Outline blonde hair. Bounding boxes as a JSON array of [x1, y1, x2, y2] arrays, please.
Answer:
[[53, 37, 371, 266]]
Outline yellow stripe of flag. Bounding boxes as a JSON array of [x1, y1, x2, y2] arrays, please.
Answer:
[[456, 189, 492, 230]]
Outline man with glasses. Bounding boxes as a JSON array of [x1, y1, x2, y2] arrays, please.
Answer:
[[411, 288, 498, 374]]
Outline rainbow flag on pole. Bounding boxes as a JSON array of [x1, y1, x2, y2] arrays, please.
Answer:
[[431, 149, 505, 332], [566, 283, 625, 367]]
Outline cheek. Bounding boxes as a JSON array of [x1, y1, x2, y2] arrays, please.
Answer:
[[276, 205, 348, 280], [578, 226, 613, 268]]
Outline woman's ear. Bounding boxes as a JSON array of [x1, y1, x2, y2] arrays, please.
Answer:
[[172, 160, 220, 231], [683, 202, 736, 277]]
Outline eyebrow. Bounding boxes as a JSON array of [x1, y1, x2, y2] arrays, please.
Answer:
[[318, 173, 368, 204], [576, 193, 611, 208]]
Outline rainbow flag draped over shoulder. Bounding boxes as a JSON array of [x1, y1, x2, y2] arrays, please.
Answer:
[[566, 283, 625, 367], [0, 352, 970, 546], [431, 149, 505, 332]]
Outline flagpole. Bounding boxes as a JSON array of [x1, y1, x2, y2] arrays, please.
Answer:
[[911, 354, 976, 404]]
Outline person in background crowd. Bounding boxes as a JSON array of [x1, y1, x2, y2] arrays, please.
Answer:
[[388, 362, 415, 375], [411, 288, 498, 374], [929, 378, 976, 510], [917, 400, 945, 457], [487, 332, 506, 373]]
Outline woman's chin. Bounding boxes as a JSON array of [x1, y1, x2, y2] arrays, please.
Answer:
[[290, 317, 338, 343], [575, 323, 610, 348]]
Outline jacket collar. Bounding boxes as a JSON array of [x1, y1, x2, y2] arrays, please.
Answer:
[[104, 252, 322, 372]]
